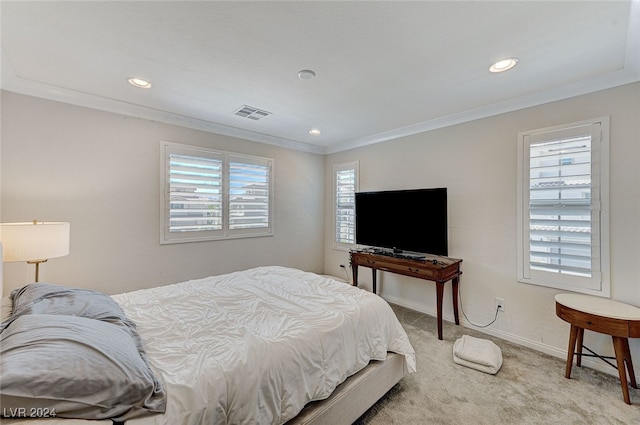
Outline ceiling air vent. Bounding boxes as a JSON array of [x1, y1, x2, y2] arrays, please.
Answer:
[[234, 105, 272, 121]]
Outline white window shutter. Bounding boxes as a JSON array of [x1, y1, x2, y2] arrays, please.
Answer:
[[334, 162, 358, 248], [517, 118, 609, 296], [168, 153, 223, 233], [227, 154, 272, 234], [161, 142, 273, 244]]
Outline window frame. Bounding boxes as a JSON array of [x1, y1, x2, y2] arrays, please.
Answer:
[[516, 117, 610, 297], [160, 141, 273, 244], [333, 161, 359, 250]]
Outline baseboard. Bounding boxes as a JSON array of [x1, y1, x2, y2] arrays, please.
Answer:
[[467, 323, 626, 379], [382, 295, 625, 380]]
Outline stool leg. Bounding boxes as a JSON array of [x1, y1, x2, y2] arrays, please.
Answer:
[[622, 338, 638, 389], [576, 327, 584, 367], [565, 325, 579, 378], [613, 336, 632, 405]]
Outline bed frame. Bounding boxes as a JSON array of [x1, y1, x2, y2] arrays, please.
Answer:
[[289, 352, 405, 425]]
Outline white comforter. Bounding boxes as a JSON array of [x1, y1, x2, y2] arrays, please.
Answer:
[[112, 266, 415, 425]]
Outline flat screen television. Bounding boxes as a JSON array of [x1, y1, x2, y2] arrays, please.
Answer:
[[355, 187, 448, 256]]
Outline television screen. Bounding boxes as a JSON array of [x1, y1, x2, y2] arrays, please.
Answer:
[[355, 188, 448, 256]]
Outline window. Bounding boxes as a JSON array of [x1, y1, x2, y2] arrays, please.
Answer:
[[161, 141, 273, 244], [517, 117, 609, 296], [334, 162, 358, 249]]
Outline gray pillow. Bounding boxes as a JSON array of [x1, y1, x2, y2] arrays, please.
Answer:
[[8, 282, 127, 323], [0, 313, 166, 420]]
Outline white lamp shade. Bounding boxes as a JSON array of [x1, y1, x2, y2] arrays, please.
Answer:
[[0, 222, 70, 262]]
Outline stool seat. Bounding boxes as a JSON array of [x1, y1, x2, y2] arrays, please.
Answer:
[[555, 294, 640, 321]]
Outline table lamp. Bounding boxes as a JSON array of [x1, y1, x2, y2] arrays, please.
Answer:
[[0, 220, 70, 282]]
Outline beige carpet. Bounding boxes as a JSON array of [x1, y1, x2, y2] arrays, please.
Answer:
[[355, 304, 640, 424]]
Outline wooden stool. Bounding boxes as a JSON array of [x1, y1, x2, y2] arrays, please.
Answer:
[[555, 294, 640, 404]]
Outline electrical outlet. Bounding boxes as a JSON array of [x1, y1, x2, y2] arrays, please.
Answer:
[[495, 297, 505, 313]]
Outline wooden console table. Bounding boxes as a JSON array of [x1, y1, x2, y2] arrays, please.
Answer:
[[555, 293, 640, 404], [350, 250, 462, 340]]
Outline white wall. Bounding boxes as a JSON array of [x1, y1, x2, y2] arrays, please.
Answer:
[[324, 82, 640, 377], [2, 83, 639, 378], [1, 91, 325, 295]]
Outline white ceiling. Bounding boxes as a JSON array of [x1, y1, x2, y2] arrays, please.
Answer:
[[2, 1, 639, 154]]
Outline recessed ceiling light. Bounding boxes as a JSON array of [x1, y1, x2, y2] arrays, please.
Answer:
[[309, 128, 321, 135], [298, 70, 316, 80], [489, 57, 519, 73], [128, 77, 152, 88]]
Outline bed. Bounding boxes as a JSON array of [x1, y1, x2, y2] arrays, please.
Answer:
[[1, 266, 416, 424]]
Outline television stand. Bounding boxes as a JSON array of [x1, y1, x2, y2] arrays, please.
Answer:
[[350, 250, 462, 340]]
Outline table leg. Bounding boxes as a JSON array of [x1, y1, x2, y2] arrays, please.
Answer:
[[613, 336, 632, 404], [436, 281, 444, 340], [565, 325, 580, 378], [371, 269, 377, 294], [351, 264, 358, 287], [576, 327, 584, 367], [451, 276, 460, 326]]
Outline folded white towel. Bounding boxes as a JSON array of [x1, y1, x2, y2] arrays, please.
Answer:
[[453, 334, 503, 375]]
